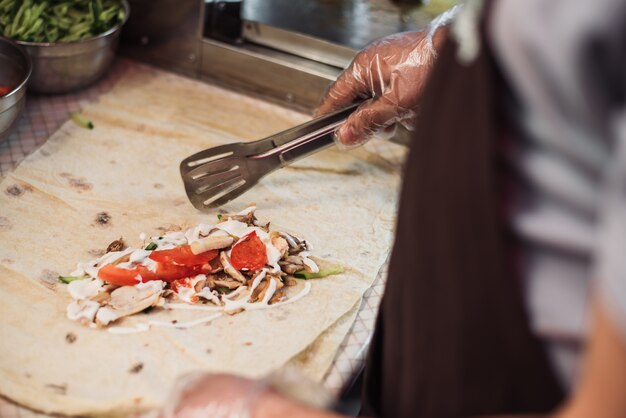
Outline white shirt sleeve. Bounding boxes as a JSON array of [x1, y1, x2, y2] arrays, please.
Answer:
[[490, 0, 626, 343]]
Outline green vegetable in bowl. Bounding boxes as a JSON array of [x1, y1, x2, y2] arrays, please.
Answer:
[[0, 0, 125, 43]]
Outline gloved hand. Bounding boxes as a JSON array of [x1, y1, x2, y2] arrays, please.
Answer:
[[316, 25, 449, 147], [157, 373, 265, 418]]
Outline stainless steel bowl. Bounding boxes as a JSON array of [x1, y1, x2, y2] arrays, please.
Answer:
[[0, 38, 31, 143], [15, 0, 129, 94]]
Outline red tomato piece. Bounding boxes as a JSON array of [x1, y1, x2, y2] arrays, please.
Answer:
[[230, 231, 267, 271], [149, 245, 217, 266], [98, 263, 205, 286], [170, 278, 193, 292], [170, 278, 200, 302], [0, 85, 12, 97]]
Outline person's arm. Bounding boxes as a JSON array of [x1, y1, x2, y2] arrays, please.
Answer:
[[465, 303, 626, 418], [206, 302, 626, 418], [253, 390, 344, 418], [554, 304, 626, 418]]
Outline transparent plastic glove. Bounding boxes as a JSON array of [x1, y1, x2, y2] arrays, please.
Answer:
[[316, 6, 460, 147], [148, 369, 335, 418], [158, 373, 266, 418]]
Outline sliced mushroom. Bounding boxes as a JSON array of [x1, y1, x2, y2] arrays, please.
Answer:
[[288, 241, 308, 255], [212, 278, 243, 290], [220, 251, 246, 283], [302, 257, 319, 273], [250, 279, 268, 303], [270, 231, 289, 256], [106, 237, 125, 253], [251, 275, 283, 303], [280, 232, 308, 255], [193, 276, 207, 292], [218, 211, 256, 226], [269, 288, 286, 304], [279, 255, 305, 274], [283, 255, 303, 263], [190, 235, 234, 255], [95, 283, 163, 326], [254, 221, 270, 232], [271, 274, 284, 291]]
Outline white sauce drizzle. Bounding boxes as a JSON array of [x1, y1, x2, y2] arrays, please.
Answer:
[[71, 248, 134, 277], [107, 313, 223, 334], [215, 220, 250, 239], [149, 313, 222, 329], [237, 206, 257, 215], [108, 323, 150, 334], [135, 280, 165, 292], [302, 257, 319, 273], [158, 231, 187, 249], [259, 279, 277, 305], [279, 232, 297, 249], [106, 283, 311, 334], [275, 281, 311, 306], [95, 307, 118, 325], [248, 269, 267, 294], [221, 285, 248, 300], [64, 209, 316, 333], [67, 278, 103, 300], [67, 300, 100, 322], [164, 302, 222, 311], [185, 223, 214, 244], [117, 248, 152, 270], [196, 288, 221, 306]]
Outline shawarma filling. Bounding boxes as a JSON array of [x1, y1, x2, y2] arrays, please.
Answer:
[[61, 206, 342, 327]]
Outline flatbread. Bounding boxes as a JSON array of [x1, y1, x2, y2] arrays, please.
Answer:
[[0, 64, 401, 416], [287, 299, 361, 383]]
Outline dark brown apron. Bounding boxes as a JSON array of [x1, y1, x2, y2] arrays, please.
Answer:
[[360, 4, 564, 417]]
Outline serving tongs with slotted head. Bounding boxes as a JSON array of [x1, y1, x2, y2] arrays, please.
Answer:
[[180, 104, 359, 211]]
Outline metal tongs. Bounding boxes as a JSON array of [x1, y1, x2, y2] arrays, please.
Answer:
[[180, 104, 359, 211]]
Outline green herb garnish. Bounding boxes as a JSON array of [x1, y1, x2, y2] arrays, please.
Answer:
[[145, 242, 157, 251], [58, 275, 85, 284], [294, 266, 344, 280], [70, 112, 94, 129]]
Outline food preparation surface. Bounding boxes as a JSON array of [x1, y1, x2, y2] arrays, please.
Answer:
[[0, 59, 403, 417]]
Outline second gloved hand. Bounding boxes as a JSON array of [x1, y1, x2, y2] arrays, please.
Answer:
[[316, 29, 445, 147]]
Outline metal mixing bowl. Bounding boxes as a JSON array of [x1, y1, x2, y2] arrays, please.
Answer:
[[15, 0, 129, 94], [0, 38, 32, 143]]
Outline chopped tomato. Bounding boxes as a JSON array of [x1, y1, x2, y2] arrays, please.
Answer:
[[170, 278, 200, 302], [0, 85, 12, 97], [149, 245, 217, 266], [170, 278, 193, 292], [98, 263, 206, 286], [230, 231, 267, 271]]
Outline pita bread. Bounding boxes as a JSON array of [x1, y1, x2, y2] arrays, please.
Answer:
[[0, 64, 402, 416]]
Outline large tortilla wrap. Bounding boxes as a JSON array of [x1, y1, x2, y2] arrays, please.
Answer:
[[0, 64, 401, 416]]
